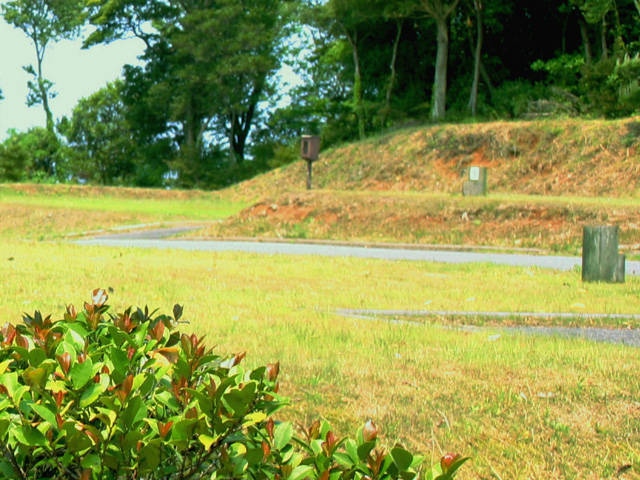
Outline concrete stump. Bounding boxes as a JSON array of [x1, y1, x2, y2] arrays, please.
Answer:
[[582, 225, 625, 283], [462, 166, 488, 196]]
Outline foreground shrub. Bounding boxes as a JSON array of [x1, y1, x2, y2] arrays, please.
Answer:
[[0, 289, 467, 479]]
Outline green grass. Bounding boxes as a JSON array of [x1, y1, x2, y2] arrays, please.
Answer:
[[1, 184, 640, 478], [2, 238, 640, 478], [0, 185, 246, 220]]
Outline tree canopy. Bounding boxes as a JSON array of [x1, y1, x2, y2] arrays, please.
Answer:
[[1, 0, 639, 187]]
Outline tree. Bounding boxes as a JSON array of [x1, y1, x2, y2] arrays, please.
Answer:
[[321, 0, 375, 140], [413, 0, 462, 120], [467, 0, 483, 116], [86, 0, 293, 186], [0, 128, 62, 181], [380, 2, 411, 127], [1, 0, 85, 133], [59, 82, 140, 185], [172, 0, 286, 165]]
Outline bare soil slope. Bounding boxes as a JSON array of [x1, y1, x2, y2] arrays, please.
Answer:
[[212, 117, 640, 253], [234, 117, 640, 197]]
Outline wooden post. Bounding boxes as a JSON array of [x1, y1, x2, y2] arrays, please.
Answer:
[[301, 135, 320, 190], [582, 225, 625, 283], [306, 160, 313, 190]]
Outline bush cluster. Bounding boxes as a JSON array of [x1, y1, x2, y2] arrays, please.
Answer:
[[0, 289, 467, 479]]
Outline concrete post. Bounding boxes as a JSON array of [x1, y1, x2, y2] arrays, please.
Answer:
[[582, 225, 625, 283]]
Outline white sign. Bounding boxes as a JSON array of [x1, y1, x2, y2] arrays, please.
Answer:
[[469, 166, 480, 181]]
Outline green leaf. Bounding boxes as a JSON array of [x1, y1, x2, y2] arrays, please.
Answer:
[[223, 382, 257, 417], [107, 346, 129, 384], [0, 418, 12, 439], [357, 440, 376, 462], [70, 357, 95, 390], [81, 453, 101, 472], [79, 374, 109, 408], [0, 372, 20, 399], [28, 348, 46, 368], [0, 458, 17, 477], [154, 390, 181, 412], [11, 385, 30, 406], [198, 433, 218, 450], [287, 465, 314, 480], [188, 389, 213, 414], [139, 442, 162, 472], [122, 430, 143, 452], [137, 374, 156, 398], [92, 407, 117, 430], [333, 452, 355, 469], [30, 403, 57, 427], [0, 359, 13, 375], [390, 447, 414, 471], [64, 323, 89, 350], [63, 422, 92, 453], [22, 366, 50, 390], [309, 438, 323, 456], [170, 418, 198, 443], [242, 411, 267, 427], [13, 424, 48, 447], [343, 438, 359, 463], [245, 446, 265, 465], [121, 395, 147, 428], [274, 421, 293, 450]]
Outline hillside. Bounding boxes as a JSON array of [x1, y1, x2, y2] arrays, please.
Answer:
[[209, 117, 640, 254]]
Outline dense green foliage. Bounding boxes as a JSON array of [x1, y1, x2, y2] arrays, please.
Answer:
[[0, 289, 465, 479], [1, 0, 639, 187]]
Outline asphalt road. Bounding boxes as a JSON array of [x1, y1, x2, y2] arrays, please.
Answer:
[[75, 228, 640, 275]]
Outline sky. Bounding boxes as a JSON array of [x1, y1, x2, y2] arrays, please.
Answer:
[[0, 20, 145, 141]]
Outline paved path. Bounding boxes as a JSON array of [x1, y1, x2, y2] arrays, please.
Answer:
[[74, 228, 640, 347], [76, 232, 640, 275]]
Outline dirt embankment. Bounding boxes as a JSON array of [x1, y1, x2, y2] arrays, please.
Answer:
[[214, 118, 640, 253]]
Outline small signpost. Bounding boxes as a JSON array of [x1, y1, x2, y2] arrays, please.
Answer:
[[301, 135, 321, 190], [582, 225, 625, 283]]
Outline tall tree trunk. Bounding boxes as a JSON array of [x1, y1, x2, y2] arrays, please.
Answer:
[[229, 113, 244, 165], [382, 19, 403, 127], [347, 30, 366, 140], [479, 62, 494, 101], [431, 15, 449, 120], [32, 37, 54, 133], [600, 16, 608, 59], [422, 0, 460, 121], [182, 98, 201, 177], [578, 17, 593, 64], [468, 0, 483, 117], [228, 79, 263, 165], [229, 111, 251, 165]]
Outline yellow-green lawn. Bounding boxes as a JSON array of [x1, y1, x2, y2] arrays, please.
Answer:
[[1, 185, 640, 478]]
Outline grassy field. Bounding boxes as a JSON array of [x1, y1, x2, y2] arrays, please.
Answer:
[[2, 116, 640, 479], [3, 239, 640, 479]]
